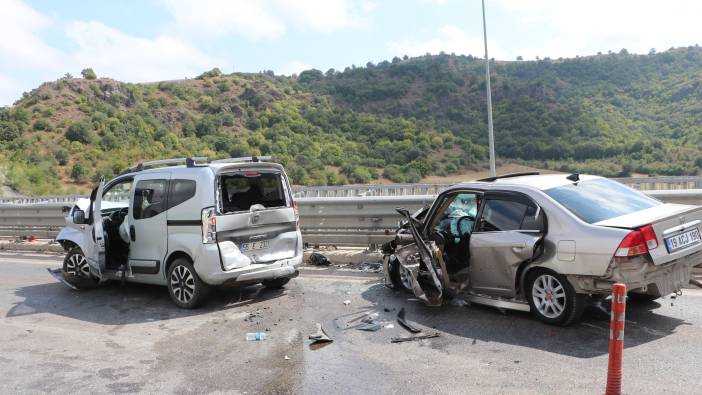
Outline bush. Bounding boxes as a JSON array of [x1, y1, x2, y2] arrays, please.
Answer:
[[70, 162, 90, 183], [81, 68, 97, 80], [65, 122, 95, 144], [33, 118, 52, 131]]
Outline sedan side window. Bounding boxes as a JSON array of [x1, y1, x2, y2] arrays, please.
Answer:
[[477, 199, 528, 232], [133, 179, 168, 220], [432, 193, 479, 241]]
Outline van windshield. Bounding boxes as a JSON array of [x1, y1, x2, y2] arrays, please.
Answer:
[[220, 172, 288, 213], [544, 178, 661, 224]]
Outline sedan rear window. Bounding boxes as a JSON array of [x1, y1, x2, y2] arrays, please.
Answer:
[[544, 178, 661, 224], [220, 172, 288, 213]]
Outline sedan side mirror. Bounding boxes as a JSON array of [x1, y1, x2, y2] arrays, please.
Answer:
[[72, 209, 86, 224]]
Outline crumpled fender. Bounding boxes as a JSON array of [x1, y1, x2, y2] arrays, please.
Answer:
[[56, 226, 88, 254]]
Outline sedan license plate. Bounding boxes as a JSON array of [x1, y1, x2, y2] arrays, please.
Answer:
[[241, 240, 269, 252], [665, 228, 701, 253]]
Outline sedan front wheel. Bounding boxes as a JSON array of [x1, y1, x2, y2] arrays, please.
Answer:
[[526, 269, 585, 326]]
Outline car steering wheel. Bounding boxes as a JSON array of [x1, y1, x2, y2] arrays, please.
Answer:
[[109, 207, 129, 224]]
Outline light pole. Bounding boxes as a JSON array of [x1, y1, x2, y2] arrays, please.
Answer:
[[482, 0, 496, 177]]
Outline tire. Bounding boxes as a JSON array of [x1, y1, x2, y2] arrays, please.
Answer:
[[526, 269, 586, 326], [62, 247, 99, 289], [167, 258, 209, 309], [262, 277, 291, 289], [628, 292, 661, 304], [388, 257, 413, 293]]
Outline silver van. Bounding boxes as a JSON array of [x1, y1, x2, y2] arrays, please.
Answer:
[[54, 156, 303, 308]]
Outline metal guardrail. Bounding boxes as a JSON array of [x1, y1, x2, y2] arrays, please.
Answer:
[[3, 190, 702, 246]]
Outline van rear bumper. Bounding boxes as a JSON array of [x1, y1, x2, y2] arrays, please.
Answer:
[[196, 245, 303, 286]]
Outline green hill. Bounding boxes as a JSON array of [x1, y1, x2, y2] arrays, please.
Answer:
[[2, 47, 702, 195]]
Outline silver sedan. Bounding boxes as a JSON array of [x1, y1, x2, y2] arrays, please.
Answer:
[[383, 173, 702, 325]]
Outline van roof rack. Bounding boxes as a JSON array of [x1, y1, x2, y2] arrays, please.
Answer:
[[477, 171, 540, 182], [121, 155, 273, 174], [211, 156, 272, 164]]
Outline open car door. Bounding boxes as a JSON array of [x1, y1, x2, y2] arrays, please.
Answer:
[[395, 208, 447, 306], [86, 177, 107, 277], [468, 191, 545, 298]]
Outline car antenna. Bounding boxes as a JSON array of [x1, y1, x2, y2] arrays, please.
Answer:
[[566, 173, 579, 182]]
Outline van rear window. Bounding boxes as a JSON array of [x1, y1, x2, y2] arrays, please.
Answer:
[[220, 172, 287, 213]]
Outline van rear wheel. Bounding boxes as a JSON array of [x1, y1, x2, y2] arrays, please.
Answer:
[[167, 259, 209, 309], [262, 277, 291, 289]]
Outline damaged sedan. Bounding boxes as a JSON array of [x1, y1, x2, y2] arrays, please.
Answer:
[[383, 172, 702, 326]]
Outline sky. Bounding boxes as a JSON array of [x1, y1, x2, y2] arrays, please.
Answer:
[[1, 0, 702, 106]]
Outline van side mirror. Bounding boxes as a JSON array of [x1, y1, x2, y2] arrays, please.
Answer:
[[72, 209, 86, 224]]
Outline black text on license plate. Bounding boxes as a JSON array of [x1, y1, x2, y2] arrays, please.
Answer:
[[241, 240, 269, 252], [665, 228, 701, 252]]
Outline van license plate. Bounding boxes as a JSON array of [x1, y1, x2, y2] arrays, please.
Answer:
[[241, 240, 269, 252], [665, 228, 701, 252]]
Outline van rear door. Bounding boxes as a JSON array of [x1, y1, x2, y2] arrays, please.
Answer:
[[215, 166, 298, 265]]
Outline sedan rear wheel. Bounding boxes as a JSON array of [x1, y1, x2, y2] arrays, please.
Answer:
[[167, 259, 209, 309], [526, 269, 585, 326]]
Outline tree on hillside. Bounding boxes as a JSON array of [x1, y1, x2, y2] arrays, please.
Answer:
[[81, 68, 97, 80]]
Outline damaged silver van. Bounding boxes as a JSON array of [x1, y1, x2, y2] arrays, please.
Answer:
[[384, 173, 702, 326], [53, 156, 302, 308]]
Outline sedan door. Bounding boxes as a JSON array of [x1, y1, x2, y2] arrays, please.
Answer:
[[469, 192, 545, 298]]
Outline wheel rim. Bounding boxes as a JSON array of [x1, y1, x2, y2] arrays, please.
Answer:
[[65, 253, 90, 277], [170, 265, 195, 304], [399, 265, 413, 290], [532, 274, 566, 319]]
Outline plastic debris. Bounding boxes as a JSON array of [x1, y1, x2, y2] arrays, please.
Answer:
[[246, 332, 271, 341], [343, 300, 351, 305], [391, 332, 440, 343], [359, 261, 382, 273], [284, 355, 291, 360], [309, 252, 332, 266], [449, 298, 470, 307], [309, 323, 333, 344], [397, 308, 422, 334], [356, 322, 381, 331], [385, 324, 395, 329]]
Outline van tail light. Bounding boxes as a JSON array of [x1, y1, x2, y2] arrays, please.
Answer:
[[615, 224, 658, 257], [201, 207, 217, 244]]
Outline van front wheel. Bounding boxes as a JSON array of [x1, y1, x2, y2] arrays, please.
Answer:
[[167, 259, 209, 309]]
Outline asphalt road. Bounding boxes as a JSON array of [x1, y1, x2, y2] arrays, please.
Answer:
[[2, 251, 702, 394]]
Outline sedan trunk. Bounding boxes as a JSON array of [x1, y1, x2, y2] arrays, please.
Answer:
[[595, 204, 702, 266]]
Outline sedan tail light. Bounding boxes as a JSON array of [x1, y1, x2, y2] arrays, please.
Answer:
[[615, 224, 658, 257]]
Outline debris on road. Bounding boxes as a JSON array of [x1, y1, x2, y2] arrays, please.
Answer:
[[356, 322, 381, 331], [308, 252, 332, 266], [284, 355, 291, 360], [246, 332, 271, 341], [390, 332, 440, 343], [309, 323, 333, 344], [46, 268, 78, 291], [449, 298, 470, 307], [397, 308, 422, 334], [343, 300, 351, 305], [385, 324, 395, 329], [359, 261, 382, 273]]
